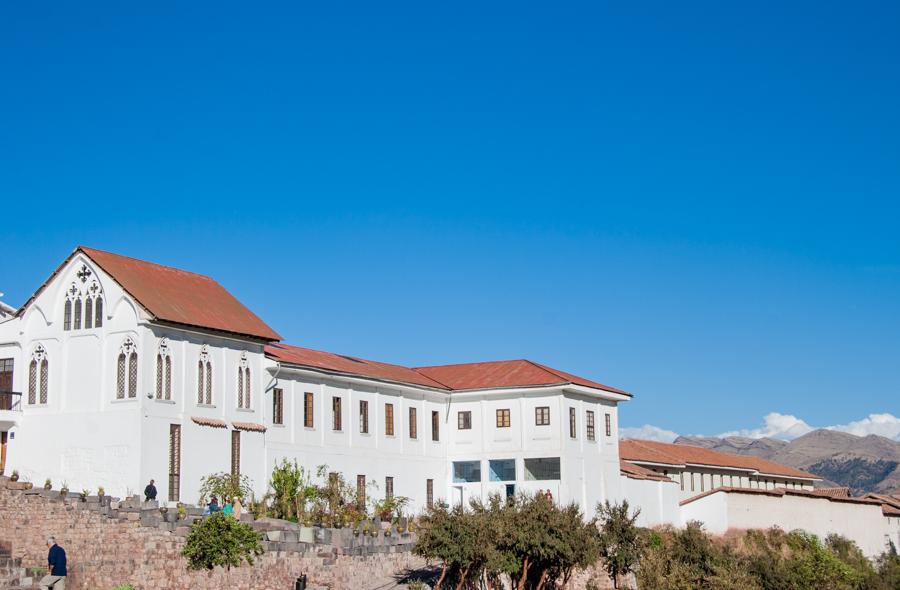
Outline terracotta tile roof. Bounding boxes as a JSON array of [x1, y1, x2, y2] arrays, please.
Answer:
[[191, 416, 228, 428], [232, 421, 266, 433], [19, 246, 280, 341], [620, 439, 820, 480], [813, 487, 851, 498], [681, 486, 886, 508], [414, 359, 630, 395], [620, 460, 675, 482], [265, 343, 451, 390]]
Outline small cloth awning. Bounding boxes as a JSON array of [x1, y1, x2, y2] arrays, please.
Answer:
[[232, 421, 266, 433]]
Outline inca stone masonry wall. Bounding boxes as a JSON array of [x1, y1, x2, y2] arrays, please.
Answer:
[[0, 478, 425, 590]]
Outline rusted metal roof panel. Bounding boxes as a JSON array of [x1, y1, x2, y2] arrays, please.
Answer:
[[80, 247, 281, 341]]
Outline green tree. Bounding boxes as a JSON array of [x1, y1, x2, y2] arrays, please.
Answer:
[[595, 500, 642, 589], [182, 512, 264, 570], [197, 472, 253, 504]]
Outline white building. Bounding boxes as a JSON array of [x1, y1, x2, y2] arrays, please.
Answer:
[[0, 246, 630, 514], [620, 439, 900, 557]]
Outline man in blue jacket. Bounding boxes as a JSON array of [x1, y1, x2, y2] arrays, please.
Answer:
[[39, 537, 66, 589]]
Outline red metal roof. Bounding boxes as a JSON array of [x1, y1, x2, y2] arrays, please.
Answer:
[[79, 247, 281, 341], [265, 343, 451, 390], [266, 346, 627, 395], [620, 460, 675, 482], [620, 439, 820, 480], [414, 359, 629, 394]]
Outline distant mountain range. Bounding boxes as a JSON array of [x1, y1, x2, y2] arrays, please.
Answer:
[[674, 429, 900, 496]]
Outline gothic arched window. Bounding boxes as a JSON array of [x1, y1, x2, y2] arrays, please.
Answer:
[[63, 300, 72, 331], [156, 339, 173, 400], [116, 353, 127, 399], [94, 297, 103, 328], [28, 360, 37, 405], [73, 297, 82, 330], [116, 338, 137, 400], [84, 297, 93, 329], [198, 345, 212, 405]]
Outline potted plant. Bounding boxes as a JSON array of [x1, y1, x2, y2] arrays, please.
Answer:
[[81, 489, 90, 502], [177, 504, 187, 521], [9, 470, 18, 482], [97, 486, 105, 498], [60, 482, 69, 497], [43, 478, 52, 490]]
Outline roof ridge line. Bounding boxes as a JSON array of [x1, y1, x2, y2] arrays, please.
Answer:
[[78, 246, 216, 280]]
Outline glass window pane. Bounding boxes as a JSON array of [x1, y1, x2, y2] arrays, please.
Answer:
[[524, 457, 560, 481], [452, 461, 481, 483], [489, 459, 516, 482]]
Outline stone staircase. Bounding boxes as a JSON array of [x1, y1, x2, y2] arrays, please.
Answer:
[[0, 541, 40, 590]]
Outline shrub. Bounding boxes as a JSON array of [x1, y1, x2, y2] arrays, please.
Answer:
[[197, 472, 254, 505], [182, 512, 263, 570], [596, 500, 642, 589]]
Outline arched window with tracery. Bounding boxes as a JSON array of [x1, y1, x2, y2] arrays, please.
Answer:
[[116, 338, 137, 399], [84, 297, 93, 329], [156, 338, 172, 400], [63, 300, 72, 331], [64, 270, 104, 332], [237, 352, 251, 409], [117, 353, 127, 399], [198, 345, 212, 405], [28, 345, 48, 405], [94, 296, 103, 327], [73, 297, 82, 330]]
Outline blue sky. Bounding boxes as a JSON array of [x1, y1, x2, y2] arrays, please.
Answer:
[[2, 1, 898, 439]]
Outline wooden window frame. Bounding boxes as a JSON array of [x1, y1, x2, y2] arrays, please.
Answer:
[[457, 410, 472, 430], [304, 392, 314, 428], [586, 411, 595, 441], [426, 478, 434, 509], [385, 476, 394, 499], [409, 407, 417, 439], [569, 407, 576, 438], [535, 406, 550, 426], [431, 410, 439, 442], [169, 424, 181, 502], [496, 408, 511, 428], [272, 388, 284, 425], [356, 474, 366, 509], [332, 396, 342, 431], [385, 403, 394, 436], [231, 430, 241, 476], [605, 413, 612, 437], [359, 400, 369, 434]]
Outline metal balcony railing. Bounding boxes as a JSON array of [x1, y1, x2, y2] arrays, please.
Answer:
[[0, 391, 23, 412]]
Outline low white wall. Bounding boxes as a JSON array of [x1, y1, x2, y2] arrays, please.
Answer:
[[620, 476, 680, 528], [682, 490, 894, 557]]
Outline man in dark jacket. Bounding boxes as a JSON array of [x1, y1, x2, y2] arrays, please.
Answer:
[[39, 537, 66, 589], [144, 479, 157, 502]]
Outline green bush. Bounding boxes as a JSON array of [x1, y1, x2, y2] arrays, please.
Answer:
[[182, 512, 263, 570], [111, 585, 136, 590], [197, 472, 253, 505]]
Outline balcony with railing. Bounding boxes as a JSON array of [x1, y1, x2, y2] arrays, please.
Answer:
[[0, 391, 22, 429]]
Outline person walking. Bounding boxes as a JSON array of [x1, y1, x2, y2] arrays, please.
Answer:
[[39, 537, 66, 589], [144, 479, 157, 502], [222, 496, 233, 516], [232, 496, 243, 520]]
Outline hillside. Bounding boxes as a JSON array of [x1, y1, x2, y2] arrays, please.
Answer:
[[674, 429, 900, 496]]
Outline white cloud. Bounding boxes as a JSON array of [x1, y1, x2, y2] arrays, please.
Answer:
[[829, 413, 900, 440], [620, 424, 679, 443], [622, 412, 900, 443], [719, 412, 814, 440]]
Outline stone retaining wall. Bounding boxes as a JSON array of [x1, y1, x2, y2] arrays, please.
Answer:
[[0, 477, 425, 589]]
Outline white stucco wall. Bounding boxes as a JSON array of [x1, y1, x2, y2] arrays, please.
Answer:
[[681, 490, 895, 558], [620, 476, 681, 528]]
